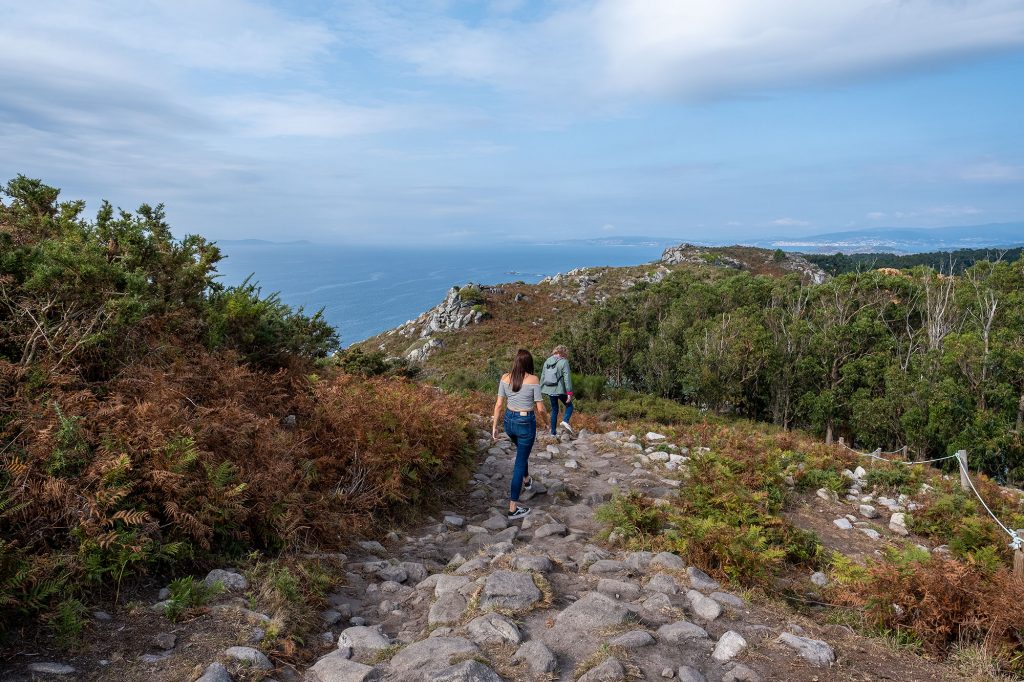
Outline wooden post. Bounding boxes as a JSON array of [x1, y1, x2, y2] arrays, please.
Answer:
[[957, 450, 970, 490], [838, 437, 845, 447], [900, 445, 909, 461], [1015, 548, 1023, 579]]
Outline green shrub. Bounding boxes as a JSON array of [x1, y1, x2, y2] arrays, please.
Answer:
[[595, 493, 665, 544], [162, 575, 222, 622], [571, 373, 607, 401], [457, 285, 486, 305], [864, 466, 921, 494], [795, 467, 845, 493]]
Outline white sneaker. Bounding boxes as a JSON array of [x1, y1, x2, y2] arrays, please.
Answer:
[[560, 421, 575, 435]]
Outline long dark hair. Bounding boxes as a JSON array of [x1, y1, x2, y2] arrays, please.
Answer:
[[510, 349, 534, 391]]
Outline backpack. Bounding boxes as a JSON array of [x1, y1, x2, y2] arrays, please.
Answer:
[[541, 358, 560, 387]]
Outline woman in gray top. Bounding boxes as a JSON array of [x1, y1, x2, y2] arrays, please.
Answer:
[[492, 349, 548, 520]]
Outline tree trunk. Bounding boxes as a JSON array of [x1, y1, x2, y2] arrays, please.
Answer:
[[1017, 392, 1024, 432], [825, 421, 834, 445]]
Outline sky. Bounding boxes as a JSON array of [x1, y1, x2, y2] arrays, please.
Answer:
[[1, 0, 1023, 245]]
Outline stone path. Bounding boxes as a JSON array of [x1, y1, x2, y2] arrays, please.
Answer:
[[300, 428, 837, 682]]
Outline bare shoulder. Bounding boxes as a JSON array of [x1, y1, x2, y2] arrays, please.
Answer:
[[523, 374, 540, 384], [500, 373, 510, 382]]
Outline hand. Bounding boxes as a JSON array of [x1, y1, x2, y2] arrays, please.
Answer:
[[491, 426, 499, 441], [566, 394, 573, 403]]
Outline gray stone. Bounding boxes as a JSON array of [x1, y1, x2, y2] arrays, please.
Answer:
[[555, 592, 631, 631], [92, 610, 112, 621], [358, 540, 387, 555], [686, 590, 722, 621], [482, 515, 508, 531], [511, 555, 552, 572], [776, 633, 836, 667], [889, 512, 909, 536], [565, 459, 579, 469], [676, 666, 706, 682], [597, 578, 641, 601], [587, 559, 627, 575], [810, 572, 828, 587], [533, 522, 567, 539], [444, 515, 465, 528], [27, 663, 77, 675], [712, 631, 747, 663], [646, 573, 680, 595], [429, 575, 467, 597], [624, 551, 654, 572], [224, 646, 273, 669], [578, 657, 626, 682], [858, 527, 882, 540], [709, 592, 745, 609], [138, 652, 172, 664], [686, 567, 720, 592], [205, 568, 248, 591], [467, 613, 522, 646], [859, 504, 879, 519], [657, 620, 709, 643], [480, 570, 541, 611], [430, 660, 502, 682], [832, 518, 853, 530], [195, 662, 233, 682], [640, 592, 674, 614], [650, 552, 685, 570], [512, 640, 558, 675], [722, 663, 762, 682], [306, 650, 378, 682], [376, 564, 408, 583], [389, 637, 479, 680], [401, 562, 429, 583], [338, 626, 391, 658], [608, 630, 655, 648], [429, 592, 468, 625], [153, 632, 176, 650], [158, 587, 171, 600]]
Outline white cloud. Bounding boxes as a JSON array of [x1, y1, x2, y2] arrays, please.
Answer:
[[866, 211, 887, 220], [772, 217, 810, 226], [353, 0, 1024, 101], [960, 160, 1024, 183]]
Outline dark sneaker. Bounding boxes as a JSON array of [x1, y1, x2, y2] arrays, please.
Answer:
[[508, 506, 531, 520], [523, 478, 533, 491]]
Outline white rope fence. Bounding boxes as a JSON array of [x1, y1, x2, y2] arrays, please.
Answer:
[[838, 441, 1022, 552]]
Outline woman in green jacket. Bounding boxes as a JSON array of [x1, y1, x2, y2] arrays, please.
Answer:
[[540, 345, 574, 436]]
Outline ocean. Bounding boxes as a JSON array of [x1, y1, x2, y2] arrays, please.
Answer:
[[212, 242, 667, 345]]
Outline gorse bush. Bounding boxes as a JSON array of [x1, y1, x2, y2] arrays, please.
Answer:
[[0, 177, 474, 637]]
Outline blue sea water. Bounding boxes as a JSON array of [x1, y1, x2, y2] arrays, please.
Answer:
[[212, 242, 666, 345]]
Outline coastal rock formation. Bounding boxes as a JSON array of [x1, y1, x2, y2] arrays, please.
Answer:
[[660, 243, 830, 284], [391, 284, 488, 362]]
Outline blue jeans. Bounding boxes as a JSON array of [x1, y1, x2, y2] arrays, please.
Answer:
[[504, 410, 536, 502], [548, 394, 574, 435]]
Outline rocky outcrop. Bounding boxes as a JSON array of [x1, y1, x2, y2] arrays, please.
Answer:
[[660, 243, 829, 284], [390, 284, 489, 363]]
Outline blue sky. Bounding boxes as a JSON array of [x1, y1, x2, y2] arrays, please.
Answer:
[[1, 0, 1023, 244]]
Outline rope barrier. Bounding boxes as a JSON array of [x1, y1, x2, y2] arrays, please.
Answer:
[[839, 441, 1022, 551], [955, 457, 1023, 551], [838, 441, 959, 466]]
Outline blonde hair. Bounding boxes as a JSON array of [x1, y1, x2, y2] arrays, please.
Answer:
[[552, 345, 568, 357]]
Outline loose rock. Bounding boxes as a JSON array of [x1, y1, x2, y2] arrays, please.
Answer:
[[776, 632, 836, 667], [712, 631, 748, 663]]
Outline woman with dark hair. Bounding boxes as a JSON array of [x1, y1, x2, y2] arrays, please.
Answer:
[[492, 348, 548, 520]]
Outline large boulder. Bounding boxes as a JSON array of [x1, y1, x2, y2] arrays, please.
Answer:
[[511, 640, 558, 675], [338, 626, 391, 659], [776, 633, 836, 667], [480, 571, 541, 612], [305, 650, 379, 682], [656, 620, 709, 643], [429, 660, 502, 682], [389, 638, 480, 681], [554, 592, 631, 631], [466, 613, 522, 646], [577, 657, 626, 682]]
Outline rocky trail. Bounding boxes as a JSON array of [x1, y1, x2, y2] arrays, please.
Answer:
[[8, 426, 960, 682]]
